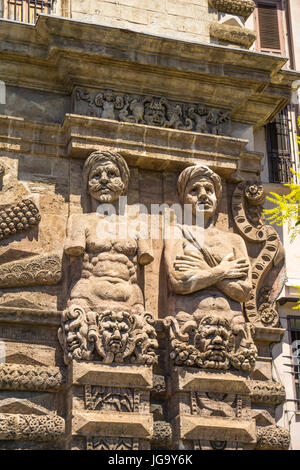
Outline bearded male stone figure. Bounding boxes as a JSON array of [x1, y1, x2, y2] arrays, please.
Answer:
[[59, 150, 157, 365], [164, 164, 257, 371]]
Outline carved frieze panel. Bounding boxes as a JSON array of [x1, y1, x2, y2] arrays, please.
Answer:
[[232, 181, 284, 327], [191, 392, 242, 418], [74, 88, 232, 136], [84, 385, 141, 413], [0, 252, 62, 288], [86, 437, 139, 450]]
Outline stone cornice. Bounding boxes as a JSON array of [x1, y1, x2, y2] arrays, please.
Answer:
[[0, 113, 263, 175], [0, 15, 299, 129]]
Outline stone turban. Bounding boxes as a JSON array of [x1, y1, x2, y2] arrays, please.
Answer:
[[83, 150, 130, 195], [177, 164, 222, 203]]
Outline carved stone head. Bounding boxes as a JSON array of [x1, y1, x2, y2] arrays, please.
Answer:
[[143, 97, 167, 127], [100, 310, 131, 355], [195, 314, 232, 367], [83, 150, 130, 203], [177, 164, 222, 219]]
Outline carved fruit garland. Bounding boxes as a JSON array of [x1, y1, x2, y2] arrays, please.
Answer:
[[231, 181, 284, 326]]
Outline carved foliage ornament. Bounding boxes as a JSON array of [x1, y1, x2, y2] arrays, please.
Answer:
[[165, 314, 257, 372], [58, 305, 158, 366], [232, 181, 284, 327], [75, 88, 232, 136], [256, 425, 290, 450]]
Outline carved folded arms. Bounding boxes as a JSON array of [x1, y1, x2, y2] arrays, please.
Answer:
[[164, 227, 252, 303]]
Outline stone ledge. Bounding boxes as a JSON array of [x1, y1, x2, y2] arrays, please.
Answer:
[[0, 306, 61, 327], [253, 326, 285, 343], [173, 367, 251, 394], [173, 415, 256, 442], [71, 361, 153, 389], [72, 411, 153, 439]]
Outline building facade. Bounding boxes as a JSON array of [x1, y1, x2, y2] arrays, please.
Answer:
[[0, 0, 299, 450], [247, 0, 300, 451]]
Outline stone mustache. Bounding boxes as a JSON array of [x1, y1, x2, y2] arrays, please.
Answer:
[[164, 164, 257, 372], [58, 150, 158, 365]]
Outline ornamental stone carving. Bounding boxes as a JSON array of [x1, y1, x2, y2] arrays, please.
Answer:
[[59, 150, 158, 365], [75, 88, 232, 136], [208, 0, 256, 19], [0, 414, 65, 441], [210, 22, 256, 49], [232, 180, 284, 326], [0, 252, 62, 288], [256, 425, 290, 450], [0, 364, 65, 392], [0, 199, 40, 240], [164, 164, 257, 372]]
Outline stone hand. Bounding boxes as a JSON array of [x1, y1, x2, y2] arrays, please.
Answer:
[[174, 254, 203, 272], [218, 253, 249, 279]]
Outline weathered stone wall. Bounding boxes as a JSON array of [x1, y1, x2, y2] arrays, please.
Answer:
[[70, 0, 216, 43]]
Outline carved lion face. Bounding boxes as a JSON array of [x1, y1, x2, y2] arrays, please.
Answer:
[[184, 176, 218, 219], [88, 160, 125, 203]]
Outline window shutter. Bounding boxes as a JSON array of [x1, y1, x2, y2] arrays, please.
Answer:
[[257, 3, 281, 51]]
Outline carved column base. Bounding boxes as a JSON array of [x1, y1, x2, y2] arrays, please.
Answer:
[[66, 361, 154, 450]]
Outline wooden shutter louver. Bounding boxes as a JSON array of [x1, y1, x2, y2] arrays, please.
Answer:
[[257, 3, 281, 51]]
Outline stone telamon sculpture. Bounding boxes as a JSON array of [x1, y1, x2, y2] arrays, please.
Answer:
[[164, 164, 257, 371], [59, 150, 157, 365]]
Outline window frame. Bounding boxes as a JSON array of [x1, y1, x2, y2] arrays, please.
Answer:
[[287, 316, 300, 411], [254, 0, 286, 56]]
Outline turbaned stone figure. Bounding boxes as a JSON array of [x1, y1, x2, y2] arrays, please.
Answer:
[[59, 150, 157, 365], [164, 164, 257, 371]]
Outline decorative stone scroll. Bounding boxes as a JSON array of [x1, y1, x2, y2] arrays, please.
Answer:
[[0, 252, 62, 288], [166, 314, 257, 372], [75, 88, 232, 136], [0, 364, 65, 392], [232, 181, 284, 326], [0, 414, 65, 441], [59, 305, 158, 366], [208, 0, 256, 19], [0, 199, 40, 240]]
